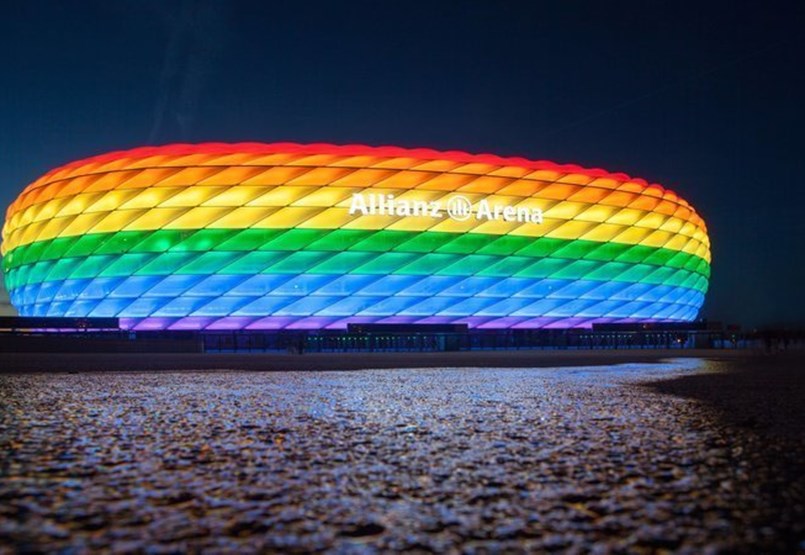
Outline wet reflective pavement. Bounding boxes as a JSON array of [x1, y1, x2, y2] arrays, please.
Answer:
[[1, 358, 804, 553]]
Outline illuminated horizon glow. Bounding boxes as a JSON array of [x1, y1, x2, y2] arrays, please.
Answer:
[[1, 142, 710, 331]]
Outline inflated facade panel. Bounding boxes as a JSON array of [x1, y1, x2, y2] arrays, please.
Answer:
[[1, 143, 710, 330]]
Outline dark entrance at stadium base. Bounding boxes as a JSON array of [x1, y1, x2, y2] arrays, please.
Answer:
[[0, 317, 753, 353], [200, 322, 733, 353]]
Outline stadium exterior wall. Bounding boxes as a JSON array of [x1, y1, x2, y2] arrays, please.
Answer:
[[1, 143, 710, 331]]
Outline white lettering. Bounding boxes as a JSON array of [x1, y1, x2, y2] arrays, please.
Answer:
[[502, 205, 516, 221], [396, 199, 411, 217], [349, 193, 368, 215], [476, 199, 492, 220], [347, 193, 542, 224]]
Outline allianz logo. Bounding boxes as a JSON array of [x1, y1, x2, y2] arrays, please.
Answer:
[[348, 193, 544, 224]]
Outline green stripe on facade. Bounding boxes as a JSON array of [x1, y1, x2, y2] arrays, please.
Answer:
[[3, 229, 709, 292], [3, 227, 711, 274]]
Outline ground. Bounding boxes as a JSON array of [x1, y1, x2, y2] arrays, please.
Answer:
[[0, 353, 803, 553]]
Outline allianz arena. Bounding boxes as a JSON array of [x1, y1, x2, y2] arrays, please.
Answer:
[[1, 143, 710, 331]]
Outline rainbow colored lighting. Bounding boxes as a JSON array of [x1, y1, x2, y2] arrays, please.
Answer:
[[1, 143, 710, 330]]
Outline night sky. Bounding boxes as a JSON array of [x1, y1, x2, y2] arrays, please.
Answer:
[[1, 0, 803, 327]]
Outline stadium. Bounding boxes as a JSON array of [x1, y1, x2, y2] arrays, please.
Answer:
[[1, 143, 710, 331]]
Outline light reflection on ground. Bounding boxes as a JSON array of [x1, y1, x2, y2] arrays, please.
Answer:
[[1, 357, 803, 552]]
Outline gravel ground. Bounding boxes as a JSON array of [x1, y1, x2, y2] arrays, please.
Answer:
[[0, 349, 761, 373], [1, 356, 803, 553]]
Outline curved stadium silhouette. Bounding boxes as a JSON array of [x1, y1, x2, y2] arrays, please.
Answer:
[[1, 143, 710, 331]]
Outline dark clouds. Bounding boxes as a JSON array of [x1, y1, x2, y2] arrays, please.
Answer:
[[148, 0, 229, 141]]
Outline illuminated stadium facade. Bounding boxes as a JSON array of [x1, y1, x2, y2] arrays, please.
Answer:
[[1, 143, 710, 331]]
